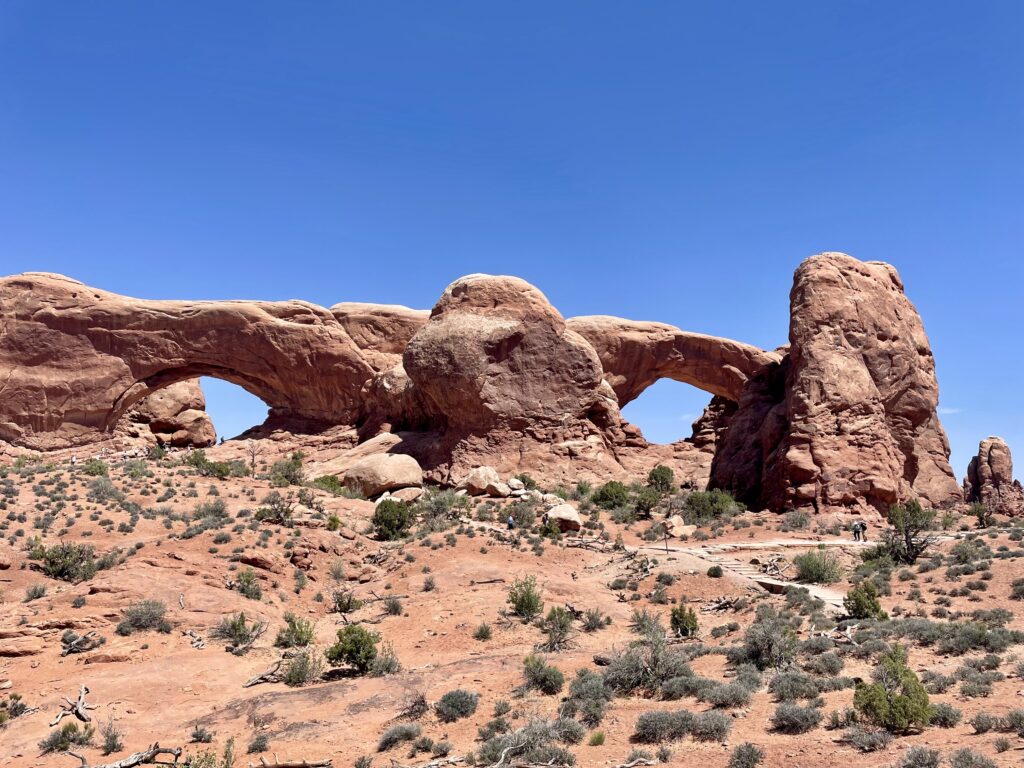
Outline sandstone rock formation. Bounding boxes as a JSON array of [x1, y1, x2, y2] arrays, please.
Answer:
[[402, 274, 625, 479], [120, 380, 216, 447], [711, 253, 962, 515], [964, 437, 1024, 515], [567, 316, 780, 404], [0, 254, 963, 516], [544, 503, 582, 533]]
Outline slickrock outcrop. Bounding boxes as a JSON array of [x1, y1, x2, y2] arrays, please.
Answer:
[[711, 254, 961, 514], [121, 380, 216, 447], [965, 437, 1024, 515]]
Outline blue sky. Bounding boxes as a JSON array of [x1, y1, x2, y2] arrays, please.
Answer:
[[1, 3, 1021, 477]]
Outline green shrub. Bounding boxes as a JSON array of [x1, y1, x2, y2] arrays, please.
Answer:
[[588, 731, 605, 746], [435, 689, 479, 723], [844, 581, 887, 620], [235, 568, 262, 600], [247, 734, 269, 754], [592, 481, 629, 509], [929, 702, 961, 728], [82, 458, 109, 476], [39, 722, 94, 753], [794, 548, 842, 584], [706, 565, 724, 578], [311, 475, 345, 495], [281, 649, 323, 686], [269, 451, 304, 486], [843, 725, 892, 752], [884, 500, 938, 564], [647, 465, 675, 494], [670, 605, 699, 638], [274, 613, 315, 648], [539, 606, 573, 651], [474, 622, 492, 641], [100, 718, 124, 756], [508, 575, 544, 620], [325, 624, 379, 673], [680, 489, 744, 523], [562, 668, 613, 726], [23, 583, 46, 602], [212, 612, 264, 653], [522, 654, 564, 694], [372, 500, 414, 541], [854, 644, 930, 733], [369, 641, 401, 677], [30, 541, 98, 583], [728, 743, 764, 768], [116, 600, 170, 635]]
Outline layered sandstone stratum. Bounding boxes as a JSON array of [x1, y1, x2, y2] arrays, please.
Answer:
[[0, 253, 972, 514]]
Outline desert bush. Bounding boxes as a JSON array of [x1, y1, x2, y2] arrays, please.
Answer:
[[274, 613, 314, 648], [326, 624, 379, 673], [522, 654, 564, 694], [508, 575, 544, 620], [116, 600, 170, 635], [690, 711, 732, 742], [538, 606, 573, 651], [435, 689, 479, 722], [476, 720, 577, 766], [794, 548, 842, 584], [269, 451, 304, 487], [562, 669, 613, 726], [377, 723, 421, 751], [372, 500, 414, 541], [669, 605, 699, 638], [769, 671, 820, 701], [235, 568, 262, 601], [853, 644, 930, 733], [648, 465, 675, 494], [633, 710, 693, 743], [968, 712, 999, 734], [740, 605, 797, 670], [474, 622, 492, 641], [23, 583, 46, 602], [592, 481, 629, 509], [728, 743, 764, 768], [369, 640, 401, 676], [843, 581, 887, 620], [706, 565, 724, 578], [843, 725, 892, 752], [582, 607, 608, 632], [247, 734, 269, 754], [929, 702, 961, 727], [330, 588, 362, 614], [281, 649, 323, 686], [30, 541, 98, 583], [771, 703, 822, 734], [39, 722, 94, 753], [900, 747, 941, 768], [678, 489, 744, 524], [884, 500, 938, 564], [949, 749, 996, 768], [100, 718, 124, 755], [212, 612, 264, 652]]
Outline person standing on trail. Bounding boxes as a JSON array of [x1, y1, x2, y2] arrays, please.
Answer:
[[852, 521, 862, 541], [507, 514, 515, 531], [860, 520, 869, 542]]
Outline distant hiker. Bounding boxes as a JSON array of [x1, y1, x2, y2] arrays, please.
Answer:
[[507, 514, 516, 530], [852, 520, 867, 542], [860, 521, 869, 542]]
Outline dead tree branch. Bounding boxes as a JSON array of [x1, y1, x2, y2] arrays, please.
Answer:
[[248, 757, 332, 768], [50, 685, 96, 726], [66, 743, 182, 768], [244, 660, 283, 688]]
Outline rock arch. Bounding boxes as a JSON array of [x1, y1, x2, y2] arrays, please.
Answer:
[[565, 316, 780, 404]]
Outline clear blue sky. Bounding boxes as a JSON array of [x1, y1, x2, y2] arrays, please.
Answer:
[[2, 3, 1021, 478]]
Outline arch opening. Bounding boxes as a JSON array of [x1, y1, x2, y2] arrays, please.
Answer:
[[200, 377, 270, 442], [619, 378, 717, 446]]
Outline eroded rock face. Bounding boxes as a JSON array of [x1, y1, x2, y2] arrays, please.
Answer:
[[402, 275, 622, 478], [711, 253, 961, 515], [121, 380, 216, 447], [965, 437, 1024, 515]]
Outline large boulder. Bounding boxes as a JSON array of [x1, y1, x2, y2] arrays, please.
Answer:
[[343, 453, 423, 498], [402, 274, 622, 476], [964, 437, 1024, 515], [544, 504, 582, 533], [122, 380, 216, 447], [458, 466, 510, 497]]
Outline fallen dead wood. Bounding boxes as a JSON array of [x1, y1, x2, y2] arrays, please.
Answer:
[[614, 759, 657, 768], [244, 660, 283, 688], [66, 743, 182, 768], [248, 757, 332, 768], [61, 631, 105, 656], [51, 684, 96, 726], [469, 578, 505, 585]]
